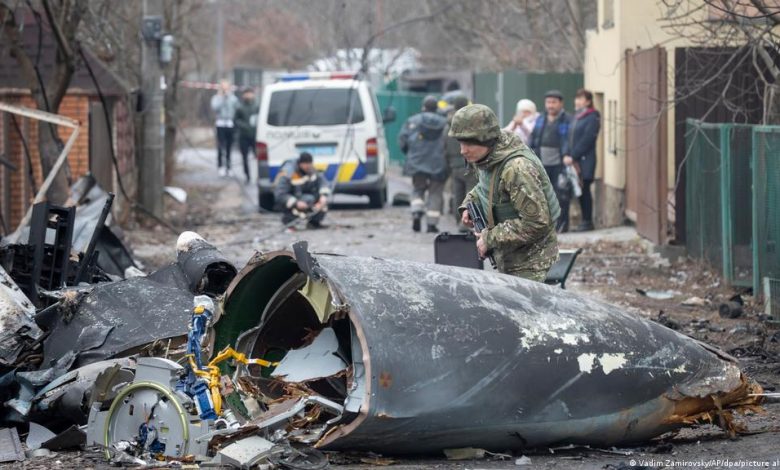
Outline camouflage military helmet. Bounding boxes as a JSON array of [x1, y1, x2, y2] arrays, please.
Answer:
[[448, 104, 501, 144]]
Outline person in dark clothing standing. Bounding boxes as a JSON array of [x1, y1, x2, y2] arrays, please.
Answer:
[[564, 89, 601, 232], [530, 90, 571, 232], [398, 95, 448, 233], [234, 87, 259, 184], [274, 152, 330, 228]]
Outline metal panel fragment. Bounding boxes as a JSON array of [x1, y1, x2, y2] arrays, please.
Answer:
[[271, 328, 347, 382], [0, 265, 44, 366], [0, 427, 24, 462]]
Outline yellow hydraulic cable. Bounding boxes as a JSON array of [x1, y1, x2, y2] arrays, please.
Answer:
[[187, 347, 279, 415]]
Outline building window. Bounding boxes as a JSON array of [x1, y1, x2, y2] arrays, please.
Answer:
[[602, 0, 615, 29]]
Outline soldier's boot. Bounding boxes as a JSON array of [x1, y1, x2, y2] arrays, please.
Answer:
[[425, 209, 441, 234], [412, 212, 423, 232]]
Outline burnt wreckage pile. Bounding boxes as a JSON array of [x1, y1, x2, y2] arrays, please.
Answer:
[[0, 197, 766, 467]]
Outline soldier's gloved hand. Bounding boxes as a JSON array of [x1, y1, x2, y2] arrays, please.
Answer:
[[296, 200, 310, 211], [475, 229, 488, 258], [461, 209, 474, 228]]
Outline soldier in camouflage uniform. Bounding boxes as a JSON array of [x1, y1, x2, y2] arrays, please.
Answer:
[[449, 104, 560, 282]]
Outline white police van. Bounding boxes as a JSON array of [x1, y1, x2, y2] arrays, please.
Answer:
[[255, 72, 394, 210]]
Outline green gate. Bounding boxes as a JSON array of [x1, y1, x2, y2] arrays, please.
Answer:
[[752, 127, 780, 295], [376, 91, 427, 165], [685, 120, 780, 295]]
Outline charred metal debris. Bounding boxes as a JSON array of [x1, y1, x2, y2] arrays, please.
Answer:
[[0, 200, 767, 468]]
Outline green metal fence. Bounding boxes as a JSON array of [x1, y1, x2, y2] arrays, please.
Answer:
[[686, 120, 780, 295], [376, 91, 427, 165], [752, 127, 780, 295], [473, 71, 583, 124]]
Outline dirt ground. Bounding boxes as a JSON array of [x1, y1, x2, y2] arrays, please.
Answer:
[[31, 145, 778, 469]]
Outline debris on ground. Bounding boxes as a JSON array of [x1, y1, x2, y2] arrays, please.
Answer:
[[719, 294, 745, 319], [0, 427, 24, 462], [443, 448, 487, 460], [681, 296, 709, 307], [0, 184, 770, 468]]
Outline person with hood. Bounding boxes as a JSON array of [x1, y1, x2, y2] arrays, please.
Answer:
[[444, 94, 477, 231], [273, 152, 330, 229], [398, 95, 448, 233], [234, 87, 259, 184], [451, 104, 560, 282], [564, 88, 601, 232], [529, 89, 572, 232], [210, 80, 240, 176]]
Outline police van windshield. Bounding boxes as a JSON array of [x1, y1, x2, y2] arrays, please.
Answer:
[[267, 88, 365, 126]]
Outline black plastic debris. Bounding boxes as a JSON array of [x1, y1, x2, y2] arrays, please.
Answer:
[[719, 294, 745, 319], [176, 231, 238, 295]]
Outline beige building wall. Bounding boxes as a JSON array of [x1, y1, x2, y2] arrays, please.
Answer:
[[584, 0, 702, 225]]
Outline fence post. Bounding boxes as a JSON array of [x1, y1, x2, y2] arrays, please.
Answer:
[[720, 124, 733, 285], [751, 128, 761, 297]]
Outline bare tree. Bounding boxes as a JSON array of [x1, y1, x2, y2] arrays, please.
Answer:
[[1, 0, 87, 202], [661, 0, 780, 124]]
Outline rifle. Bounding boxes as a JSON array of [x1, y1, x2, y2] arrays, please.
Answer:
[[466, 201, 496, 269]]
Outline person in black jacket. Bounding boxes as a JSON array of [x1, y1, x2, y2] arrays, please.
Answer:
[[273, 152, 330, 228], [564, 89, 601, 232], [234, 87, 259, 184]]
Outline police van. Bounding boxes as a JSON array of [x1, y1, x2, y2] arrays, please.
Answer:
[[255, 72, 394, 210]]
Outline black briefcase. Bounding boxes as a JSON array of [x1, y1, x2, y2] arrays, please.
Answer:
[[433, 232, 484, 270]]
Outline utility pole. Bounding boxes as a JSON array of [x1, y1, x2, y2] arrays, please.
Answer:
[[216, 3, 224, 79], [139, 0, 165, 220]]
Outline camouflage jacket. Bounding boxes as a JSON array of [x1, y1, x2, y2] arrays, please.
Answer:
[[459, 131, 559, 275]]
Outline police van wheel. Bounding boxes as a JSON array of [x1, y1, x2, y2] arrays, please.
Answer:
[[368, 188, 387, 209], [259, 193, 276, 212]]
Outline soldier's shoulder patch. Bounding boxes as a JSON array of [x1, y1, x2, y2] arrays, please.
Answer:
[[519, 197, 541, 218]]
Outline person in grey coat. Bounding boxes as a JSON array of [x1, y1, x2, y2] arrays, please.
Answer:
[[210, 80, 240, 176], [399, 95, 448, 233]]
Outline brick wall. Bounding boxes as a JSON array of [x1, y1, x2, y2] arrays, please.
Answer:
[[0, 93, 137, 234], [0, 93, 90, 231]]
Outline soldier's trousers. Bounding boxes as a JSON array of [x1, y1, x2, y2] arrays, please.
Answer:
[[411, 173, 445, 226]]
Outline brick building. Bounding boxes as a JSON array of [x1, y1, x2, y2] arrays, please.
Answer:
[[0, 17, 137, 234]]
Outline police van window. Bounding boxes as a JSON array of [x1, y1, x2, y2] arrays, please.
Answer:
[[267, 89, 365, 126]]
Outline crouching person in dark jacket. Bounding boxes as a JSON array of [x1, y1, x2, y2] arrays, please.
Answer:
[[274, 152, 330, 228]]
